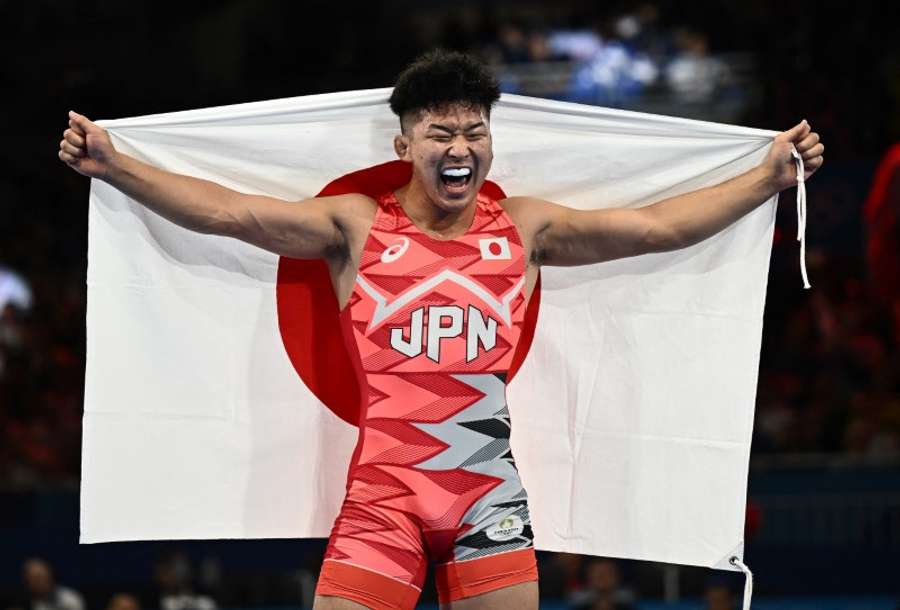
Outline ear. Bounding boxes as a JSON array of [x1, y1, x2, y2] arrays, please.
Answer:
[[394, 134, 411, 161]]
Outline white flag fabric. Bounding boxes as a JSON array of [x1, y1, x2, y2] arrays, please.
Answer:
[[81, 88, 782, 575]]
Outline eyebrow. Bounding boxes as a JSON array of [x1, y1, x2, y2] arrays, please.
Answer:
[[427, 121, 486, 133]]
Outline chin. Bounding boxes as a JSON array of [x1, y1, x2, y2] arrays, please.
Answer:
[[438, 191, 476, 210], [434, 180, 481, 207]]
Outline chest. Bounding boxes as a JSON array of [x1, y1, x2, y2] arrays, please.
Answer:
[[340, 198, 532, 371]]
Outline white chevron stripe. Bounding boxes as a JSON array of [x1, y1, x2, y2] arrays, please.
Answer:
[[356, 269, 524, 331]]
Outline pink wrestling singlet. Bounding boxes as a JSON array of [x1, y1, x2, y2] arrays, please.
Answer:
[[314, 189, 539, 609]]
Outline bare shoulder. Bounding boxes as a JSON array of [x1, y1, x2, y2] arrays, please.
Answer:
[[498, 195, 569, 239], [315, 192, 378, 222], [315, 192, 378, 242], [499, 195, 570, 219]]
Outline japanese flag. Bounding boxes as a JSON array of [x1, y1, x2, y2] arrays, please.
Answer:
[[479, 236, 512, 260], [81, 88, 782, 583]]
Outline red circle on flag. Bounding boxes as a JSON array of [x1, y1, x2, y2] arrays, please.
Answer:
[[275, 160, 542, 426], [488, 241, 502, 256]]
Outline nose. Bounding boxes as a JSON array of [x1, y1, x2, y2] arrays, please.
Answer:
[[447, 135, 471, 161]]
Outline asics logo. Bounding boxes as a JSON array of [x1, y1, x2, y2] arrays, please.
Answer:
[[381, 237, 410, 263]]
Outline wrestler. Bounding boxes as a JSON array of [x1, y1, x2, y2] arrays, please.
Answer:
[[59, 50, 823, 610]]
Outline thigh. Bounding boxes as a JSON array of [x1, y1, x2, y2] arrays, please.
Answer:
[[313, 595, 372, 610], [434, 546, 539, 607], [440, 580, 538, 610], [314, 492, 428, 610]]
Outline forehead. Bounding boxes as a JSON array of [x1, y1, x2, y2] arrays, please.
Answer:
[[413, 103, 490, 130]]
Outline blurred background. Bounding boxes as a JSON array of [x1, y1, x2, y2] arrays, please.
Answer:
[[2, 1, 899, 609]]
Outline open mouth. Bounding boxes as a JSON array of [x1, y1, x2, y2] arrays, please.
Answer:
[[440, 167, 473, 193]]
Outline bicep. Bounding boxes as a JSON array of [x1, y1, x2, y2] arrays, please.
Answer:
[[534, 201, 670, 267], [225, 194, 348, 259]]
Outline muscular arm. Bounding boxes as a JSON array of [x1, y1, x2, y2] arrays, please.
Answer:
[[106, 154, 349, 258], [525, 120, 824, 267], [61, 111, 351, 260], [528, 165, 777, 266], [522, 198, 673, 267]]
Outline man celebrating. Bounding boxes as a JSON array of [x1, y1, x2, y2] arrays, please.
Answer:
[[59, 50, 823, 610]]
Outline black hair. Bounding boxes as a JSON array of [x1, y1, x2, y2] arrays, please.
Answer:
[[389, 49, 501, 133]]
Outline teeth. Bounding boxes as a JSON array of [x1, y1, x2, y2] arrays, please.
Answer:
[[442, 168, 471, 177]]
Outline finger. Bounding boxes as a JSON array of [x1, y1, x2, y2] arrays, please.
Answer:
[[802, 143, 824, 160], [59, 149, 79, 164], [69, 117, 86, 137], [68, 110, 94, 134], [780, 119, 810, 142], [60, 140, 84, 157], [803, 156, 824, 178], [60, 137, 82, 155], [807, 155, 824, 170], [795, 131, 820, 153], [64, 128, 85, 148]]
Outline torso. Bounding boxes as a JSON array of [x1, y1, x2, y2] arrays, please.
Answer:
[[322, 188, 538, 568], [338, 189, 530, 372], [326, 193, 541, 313]]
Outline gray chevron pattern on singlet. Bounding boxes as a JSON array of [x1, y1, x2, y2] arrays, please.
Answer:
[[411, 372, 534, 560]]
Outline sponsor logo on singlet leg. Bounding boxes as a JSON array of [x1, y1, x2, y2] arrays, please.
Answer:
[[486, 515, 525, 541]]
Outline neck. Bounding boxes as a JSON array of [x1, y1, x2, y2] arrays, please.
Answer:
[[395, 177, 476, 238]]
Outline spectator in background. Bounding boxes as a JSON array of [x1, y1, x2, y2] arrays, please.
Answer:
[[703, 582, 735, 610], [154, 551, 218, 610], [568, 558, 636, 610], [565, 19, 658, 107], [536, 552, 585, 599], [665, 27, 731, 104], [0, 265, 32, 379], [614, 3, 674, 66], [106, 594, 141, 610], [547, 28, 603, 62], [863, 143, 900, 340], [14, 558, 85, 610], [496, 23, 531, 64], [0, 265, 32, 314]]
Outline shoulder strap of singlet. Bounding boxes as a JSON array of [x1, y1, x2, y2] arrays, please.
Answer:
[[372, 191, 402, 232]]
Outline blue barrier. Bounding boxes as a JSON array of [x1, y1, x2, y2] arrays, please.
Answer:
[[3, 463, 899, 598]]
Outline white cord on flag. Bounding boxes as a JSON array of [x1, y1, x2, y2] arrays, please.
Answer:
[[730, 555, 754, 610], [790, 145, 811, 289]]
